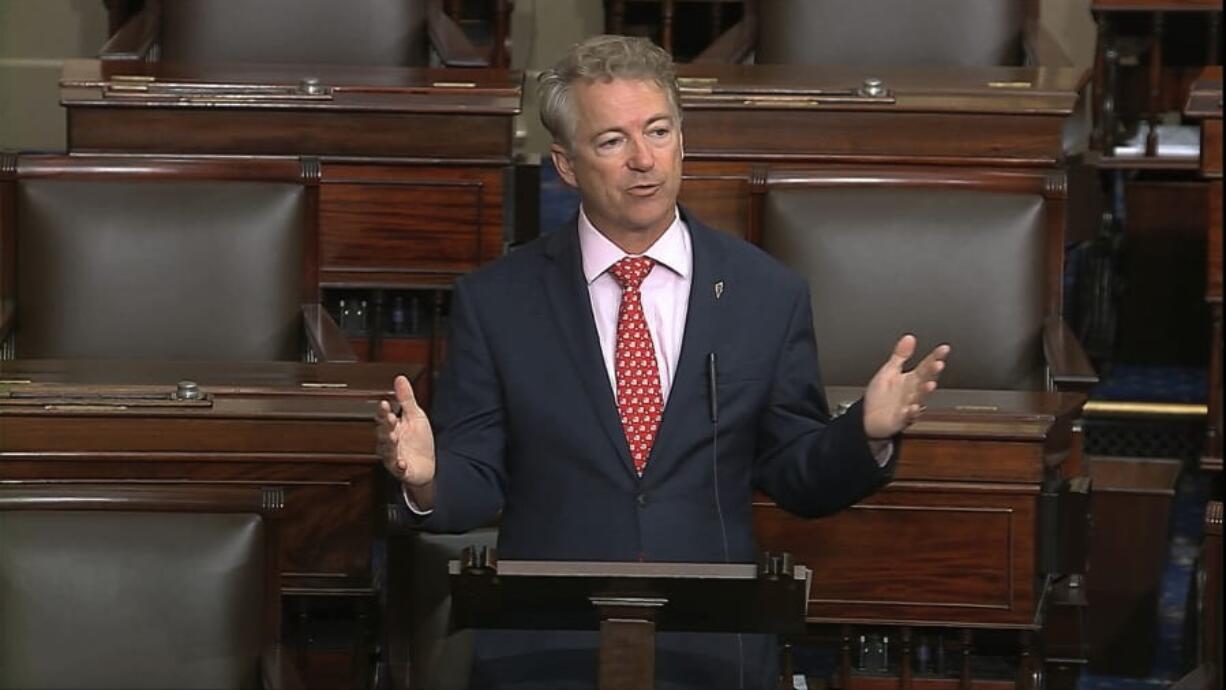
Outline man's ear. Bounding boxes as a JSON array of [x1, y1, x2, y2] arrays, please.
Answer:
[[550, 143, 579, 189]]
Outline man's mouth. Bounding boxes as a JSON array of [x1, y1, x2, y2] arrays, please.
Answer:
[[627, 182, 662, 196]]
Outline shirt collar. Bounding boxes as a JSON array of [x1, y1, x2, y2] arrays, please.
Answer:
[[578, 205, 691, 286]]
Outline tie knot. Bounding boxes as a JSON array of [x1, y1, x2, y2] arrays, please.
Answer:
[[609, 256, 655, 291]]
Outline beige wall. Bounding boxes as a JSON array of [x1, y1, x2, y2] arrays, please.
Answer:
[[0, 0, 108, 151]]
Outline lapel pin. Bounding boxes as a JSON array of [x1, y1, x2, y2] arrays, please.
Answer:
[[714, 281, 724, 300]]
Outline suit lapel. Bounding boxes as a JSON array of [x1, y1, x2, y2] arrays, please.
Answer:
[[645, 212, 728, 480], [541, 222, 636, 475]]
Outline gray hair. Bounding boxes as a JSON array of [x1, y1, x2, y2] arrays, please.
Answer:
[[538, 34, 683, 151]]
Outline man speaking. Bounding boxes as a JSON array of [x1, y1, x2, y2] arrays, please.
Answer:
[[377, 34, 950, 690]]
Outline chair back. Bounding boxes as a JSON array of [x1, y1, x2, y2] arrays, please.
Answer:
[[157, 0, 430, 67], [0, 485, 283, 690], [755, 0, 1026, 67], [5, 156, 315, 361], [751, 167, 1066, 390]]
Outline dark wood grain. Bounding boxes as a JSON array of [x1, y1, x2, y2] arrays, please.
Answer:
[[1203, 118, 1223, 177], [756, 483, 1039, 627], [0, 360, 403, 591], [753, 389, 1080, 630], [684, 110, 1067, 166], [679, 162, 752, 238], [1210, 181, 1222, 301], [68, 108, 513, 160], [318, 164, 504, 283]]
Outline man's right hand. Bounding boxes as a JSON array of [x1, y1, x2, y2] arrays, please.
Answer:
[[376, 375, 437, 511]]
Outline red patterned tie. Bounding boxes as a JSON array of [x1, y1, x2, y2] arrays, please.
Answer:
[[609, 256, 664, 476]]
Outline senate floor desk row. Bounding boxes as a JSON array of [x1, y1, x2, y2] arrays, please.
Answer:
[[0, 20, 1133, 686]]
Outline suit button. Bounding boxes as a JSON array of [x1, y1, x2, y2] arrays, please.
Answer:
[[636, 493, 648, 508]]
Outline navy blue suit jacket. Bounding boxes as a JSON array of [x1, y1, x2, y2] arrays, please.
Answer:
[[411, 209, 894, 688]]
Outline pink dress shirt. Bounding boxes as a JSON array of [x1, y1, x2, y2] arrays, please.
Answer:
[[578, 206, 691, 403]]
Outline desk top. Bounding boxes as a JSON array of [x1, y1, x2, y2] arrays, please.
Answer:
[[1092, 0, 1222, 10], [0, 358, 410, 393], [827, 386, 1086, 442], [0, 359, 412, 421], [61, 59, 522, 115], [676, 63, 1089, 115]]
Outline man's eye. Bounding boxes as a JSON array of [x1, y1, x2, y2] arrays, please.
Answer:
[[649, 127, 671, 138], [597, 137, 622, 150]]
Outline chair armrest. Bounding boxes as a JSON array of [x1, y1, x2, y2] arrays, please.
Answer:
[[692, 19, 757, 64], [1043, 314, 1098, 393], [261, 643, 306, 690], [425, 0, 488, 68], [99, 4, 158, 61], [301, 303, 358, 363], [1023, 18, 1073, 68]]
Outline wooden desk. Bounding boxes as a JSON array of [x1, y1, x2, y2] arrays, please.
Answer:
[[755, 387, 1086, 689], [59, 60, 522, 389], [1185, 66, 1222, 468], [674, 64, 1089, 239], [1090, 0, 1220, 162], [0, 359, 410, 594]]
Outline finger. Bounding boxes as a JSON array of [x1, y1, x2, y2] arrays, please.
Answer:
[[914, 344, 951, 380], [876, 333, 917, 377], [889, 334, 918, 368], [394, 375, 418, 412]]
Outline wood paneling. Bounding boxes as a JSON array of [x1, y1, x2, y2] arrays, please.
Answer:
[[756, 483, 1039, 627], [319, 164, 504, 284], [1203, 118, 1223, 177], [754, 389, 1083, 629], [679, 161, 751, 238], [68, 108, 513, 160], [1210, 181, 1222, 301], [0, 359, 408, 591], [684, 110, 1066, 166]]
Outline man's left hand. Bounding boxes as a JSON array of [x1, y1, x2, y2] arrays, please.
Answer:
[[862, 334, 951, 440]]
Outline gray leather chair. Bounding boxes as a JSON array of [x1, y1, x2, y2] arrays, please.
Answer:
[[100, 0, 489, 67], [750, 166, 1096, 392], [0, 484, 296, 690], [695, 0, 1071, 67], [385, 505, 498, 690], [0, 154, 353, 362]]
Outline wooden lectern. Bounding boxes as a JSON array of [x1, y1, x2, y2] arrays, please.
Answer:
[[448, 550, 809, 690]]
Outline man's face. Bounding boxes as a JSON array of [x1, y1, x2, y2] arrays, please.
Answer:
[[551, 78, 684, 249]]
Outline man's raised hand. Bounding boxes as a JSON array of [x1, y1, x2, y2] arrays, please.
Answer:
[[376, 375, 437, 508], [862, 334, 951, 440]]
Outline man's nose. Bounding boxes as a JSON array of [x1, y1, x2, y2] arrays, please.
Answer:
[[626, 137, 654, 171]]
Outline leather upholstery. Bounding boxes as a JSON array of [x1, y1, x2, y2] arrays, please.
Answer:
[[160, 0, 429, 67], [762, 187, 1047, 390], [0, 511, 266, 689], [405, 527, 499, 690], [755, 0, 1024, 67], [16, 179, 305, 360]]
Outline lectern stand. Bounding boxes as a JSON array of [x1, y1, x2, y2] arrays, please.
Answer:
[[449, 549, 808, 690]]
